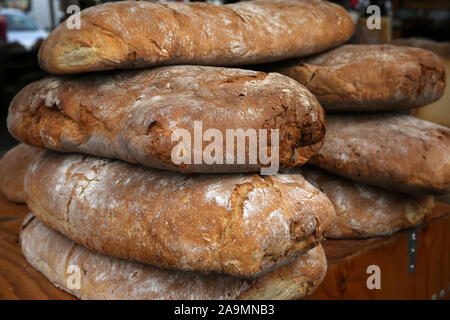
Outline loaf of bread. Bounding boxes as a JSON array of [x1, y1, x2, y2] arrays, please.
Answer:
[[294, 166, 435, 238], [38, 0, 354, 74], [391, 38, 450, 128], [267, 45, 446, 111], [24, 150, 335, 277], [310, 113, 450, 194], [21, 215, 327, 300], [0, 144, 43, 203], [8, 65, 325, 173]]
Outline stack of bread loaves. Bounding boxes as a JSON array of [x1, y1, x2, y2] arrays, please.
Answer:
[[265, 43, 450, 238], [0, 0, 360, 300], [2, 0, 449, 300]]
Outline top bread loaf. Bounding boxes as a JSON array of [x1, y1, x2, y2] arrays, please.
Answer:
[[38, 0, 354, 74]]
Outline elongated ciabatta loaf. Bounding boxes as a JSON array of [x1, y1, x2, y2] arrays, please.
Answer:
[[38, 0, 354, 74], [295, 166, 434, 238], [20, 215, 327, 300], [8, 66, 325, 173], [0, 144, 43, 203], [269, 45, 446, 111], [310, 113, 450, 195], [24, 151, 335, 277]]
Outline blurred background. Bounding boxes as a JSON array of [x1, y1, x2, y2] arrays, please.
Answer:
[[0, 0, 449, 155]]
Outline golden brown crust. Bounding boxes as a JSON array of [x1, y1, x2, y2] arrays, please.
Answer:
[[295, 166, 435, 238], [8, 65, 325, 173], [0, 144, 43, 203], [268, 44, 446, 111], [20, 215, 327, 300], [24, 150, 335, 277], [38, 0, 354, 74], [309, 113, 450, 195]]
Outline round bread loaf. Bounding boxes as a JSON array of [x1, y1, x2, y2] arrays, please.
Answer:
[[0, 144, 43, 203], [20, 215, 327, 300], [24, 150, 335, 277], [8, 65, 325, 173], [310, 113, 450, 195], [270, 44, 446, 111], [295, 166, 435, 238]]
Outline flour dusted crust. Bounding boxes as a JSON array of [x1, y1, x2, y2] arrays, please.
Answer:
[[38, 0, 354, 74], [8, 65, 325, 173], [0, 144, 43, 203], [295, 166, 435, 238], [310, 113, 450, 195], [20, 215, 327, 300], [270, 44, 446, 111], [23, 150, 335, 277]]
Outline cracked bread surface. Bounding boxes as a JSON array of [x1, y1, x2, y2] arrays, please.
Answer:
[[0, 144, 43, 203], [20, 215, 327, 300], [293, 166, 435, 238], [23, 150, 335, 277], [310, 113, 450, 195], [8, 65, 325, 173], [38, 0, 354, 74], [269, 44, 446, 111]]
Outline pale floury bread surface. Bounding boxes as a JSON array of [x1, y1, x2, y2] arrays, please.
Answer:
[[295, 166, 435, 238], [23, 150, 335, 277], [0, 144, 43, 203], [310, 113, 450, 195], [20, 215, 327, 300], [38, 0, 354, 74], [8, 65, 325, 173], [269, 44, 446, 111]]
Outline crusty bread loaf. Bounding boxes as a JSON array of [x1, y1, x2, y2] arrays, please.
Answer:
[[391, 38, 450, 128], [8, 65, 325, 173], [310, 113, 450, 195], [38, 0, 354, 74], [24, 150, 335, 277], [267, 44, 446, 111], [0, 144, 43, 203], [294, 166, 435, 238], [20, 215, 327, 300]]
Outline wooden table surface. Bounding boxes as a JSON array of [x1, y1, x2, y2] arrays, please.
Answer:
[[0, 192, 449, 300], [306, 203, 450, 300]]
